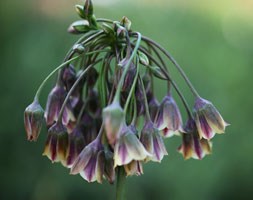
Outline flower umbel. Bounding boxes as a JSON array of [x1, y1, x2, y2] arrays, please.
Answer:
[[23, 0, 229, 198]]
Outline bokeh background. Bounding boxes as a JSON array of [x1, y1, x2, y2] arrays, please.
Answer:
[[1, 0, 253, 199]]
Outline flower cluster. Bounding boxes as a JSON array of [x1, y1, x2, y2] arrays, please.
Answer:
[[24, 0, 229, 185]]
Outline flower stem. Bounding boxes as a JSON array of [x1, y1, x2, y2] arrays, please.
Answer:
[[139, 75, 152, 122], [113, 32, 142, 104], [137, 46, 193, 119], [116, 166, 126, 200], [131, 33, 200, 98], [123, 57, 139, 114], [34, 55, 81, 101]]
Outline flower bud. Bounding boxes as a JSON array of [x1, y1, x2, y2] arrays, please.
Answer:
[[138, 51, 149, 66], [43, 122, 69, 166], [120, 16, 132, 31], [103, 102, 125, 146], [73, 44, 85, 54], [75, 5, 85, 19], [84, 0, 94, 19], [155, 94, 183, 137], [24, 100, 44, 141], [193, 97, 229, 140], [140, 121, 168, 162], [68, 20, 90, 34]]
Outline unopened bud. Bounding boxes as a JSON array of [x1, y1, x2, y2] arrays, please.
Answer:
[[24, 100, 44, 142]]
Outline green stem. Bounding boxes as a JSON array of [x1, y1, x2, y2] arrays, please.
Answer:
[[113, 32, 142, 103], [139, 75, 151, 122], [123, 58, 140, 114], [57, 58, 102, 123], [132, 33, 200, 98], [34, 56, 81, 101], [137, 46, 193, 119], [116, 167, 126, 200]]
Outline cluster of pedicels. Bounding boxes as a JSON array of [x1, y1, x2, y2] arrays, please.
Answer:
[[24, 0, 229, 184]]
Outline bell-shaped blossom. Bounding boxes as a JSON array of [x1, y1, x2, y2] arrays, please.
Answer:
[[24, 100, 44, 141], [44, 84, 75, 126], [70, 138, 105, 183], [140, 121, 168, 162], [178, 119, 212, 160], [194, 97, 229, 140], [114, 124, 151, 167], [43, 122, 69, 166], [148, 96, 160, 122], [155, 94, 183, 137], [103, 101, 125, 146], [66, 126, 86, 168]]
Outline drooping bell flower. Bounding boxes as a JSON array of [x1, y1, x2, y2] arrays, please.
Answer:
[[24, 99, 44, 141], [61, 65, 77, 91], [193, 97, 229, 140], [114, 124, 151, 167], [66, 125, 86, 168], [178, 119, 212, 160], [155, 93, 183, 137], [43, 122, 69, 166], [103, 101, 125, 146], [140, 120, 168, 162], [124, 161, 143, 176], [148, 96, 160, 122], [70, 137, 105, 183], [44, 83, 75, 126]]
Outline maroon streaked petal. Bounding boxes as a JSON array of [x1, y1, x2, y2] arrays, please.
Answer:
[[193, 135, 203, 159], [50, 133, 58, 161], [83, 155, 97, 182]]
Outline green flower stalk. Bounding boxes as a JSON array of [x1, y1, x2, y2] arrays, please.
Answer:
[[23, 1, 229, 199]]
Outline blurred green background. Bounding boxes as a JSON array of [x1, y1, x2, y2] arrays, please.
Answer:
[[1, 0, 253, 199]]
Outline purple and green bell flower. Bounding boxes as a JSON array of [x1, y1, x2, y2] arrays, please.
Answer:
[[140, 120, 168, 162], [193, 97, 229, 140], [155, 93, 183, 137], [113, 124, 151, 167], [44, 83, 75, 126], [148, 96, 160, 122], [178, 119, 212, 160], [43, 122, 69, 166], [24, 99, 44, 141], [103, 101, 125, 146], [65, 125, 86, 168], [70, 136, 105, 183]]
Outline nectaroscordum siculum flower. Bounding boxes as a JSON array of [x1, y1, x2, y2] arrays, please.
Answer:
[[194, 97, 229, 140], [178, 119, 212, 160], [23, 1, 229, 199]]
